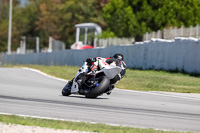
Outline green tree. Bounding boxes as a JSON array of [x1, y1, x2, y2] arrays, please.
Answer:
[[0, 0, 22, 52], [0, 2, 9, 51], [103, 0, 138, 37], [34, 0, 64, 48], [34, 0, 107, 48], [103, 0, 200, 41], [60, 0, 106, 48], [0, 0, 108, 52]]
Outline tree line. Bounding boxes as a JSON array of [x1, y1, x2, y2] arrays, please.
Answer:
[[0, 0, 200, 52]]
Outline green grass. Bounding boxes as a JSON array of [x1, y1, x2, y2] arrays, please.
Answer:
[[117, 69, 200, 93], [12, 65, 200, 93], [0, 114, 189, 133], [19, 65, 79, 80]]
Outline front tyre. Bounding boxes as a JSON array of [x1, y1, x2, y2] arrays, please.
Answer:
[[62, 82, 72, 96], [85, 76, 110, 98]]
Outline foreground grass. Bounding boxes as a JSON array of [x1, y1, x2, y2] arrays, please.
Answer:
[[0, 114, 189, 133], [12, 65, 200, 93]]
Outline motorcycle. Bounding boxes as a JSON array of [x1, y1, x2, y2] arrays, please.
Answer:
[[62, 61, 122, 98]]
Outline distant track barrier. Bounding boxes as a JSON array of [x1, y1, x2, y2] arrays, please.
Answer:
[[2, 37, 200, 74]]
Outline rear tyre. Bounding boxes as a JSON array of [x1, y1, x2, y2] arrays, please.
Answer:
[[62, 82, 72, 96], [85, 76, 110, 98]]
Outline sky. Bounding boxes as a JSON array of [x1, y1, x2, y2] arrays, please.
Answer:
[[18, 0, 28, 7]]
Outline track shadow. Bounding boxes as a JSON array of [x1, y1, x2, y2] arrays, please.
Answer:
[[60, 95, 109, 100]]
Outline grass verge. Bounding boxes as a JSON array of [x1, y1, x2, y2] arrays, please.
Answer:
[[0, 114, 189, 133], [11, 65, 200, 93]]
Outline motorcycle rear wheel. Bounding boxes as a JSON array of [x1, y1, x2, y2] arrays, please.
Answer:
[[85, 76, 110, 98]]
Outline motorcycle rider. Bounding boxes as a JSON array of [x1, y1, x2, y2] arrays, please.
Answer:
[[75, 53, 126, 94]]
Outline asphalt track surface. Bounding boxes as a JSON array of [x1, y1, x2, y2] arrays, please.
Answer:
[[0, 68, 200, 132]]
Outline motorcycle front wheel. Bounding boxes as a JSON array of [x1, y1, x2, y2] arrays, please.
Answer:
[[62, 82, 72, 96], [85, 76, 110, 98]]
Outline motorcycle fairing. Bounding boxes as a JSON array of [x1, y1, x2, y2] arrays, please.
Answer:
[[70, 61, 122, 93], [71, 81, 79, 93], [101, 66, 122, 79]]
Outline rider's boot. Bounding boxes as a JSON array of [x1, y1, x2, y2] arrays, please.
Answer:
[[106, 85, 115, 95], [76, 73, 87, 86], [77, 73, 88, 95]]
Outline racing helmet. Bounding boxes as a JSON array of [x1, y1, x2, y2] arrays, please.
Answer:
[[113, 54, 124, 61]]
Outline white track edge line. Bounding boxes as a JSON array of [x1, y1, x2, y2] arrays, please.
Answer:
[[115, 88, 200, 101], [22, 67, 68, 82]]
